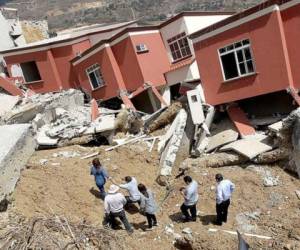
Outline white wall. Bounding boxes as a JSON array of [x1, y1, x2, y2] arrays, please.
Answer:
[[183, 15, 231, 34], [160, 14, 231, 86], [165, 61, 200, 86], [0, 12, 15, 50]]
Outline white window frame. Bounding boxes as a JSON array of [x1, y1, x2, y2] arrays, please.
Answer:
[[86, 63, 105, 90], [218, 39, 256, 81], [167, 32, 192, 63], [136, 44, 148, 53]]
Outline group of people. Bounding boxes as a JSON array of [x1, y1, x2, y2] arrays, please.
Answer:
[[90, 157, 235, 234]]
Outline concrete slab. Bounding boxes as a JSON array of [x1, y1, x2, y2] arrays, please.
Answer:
[[0, 94, 19, 117], [220, 137, 272, 159], [206, 129, 239, 153], [0, 124, 36, 206]]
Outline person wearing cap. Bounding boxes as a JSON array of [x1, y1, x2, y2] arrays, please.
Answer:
[[104, 184, 133, 234], [90, 158, 110, 198], [215, 173, 235, 226], [117, 176, 141, 205], [180, 176, 199, 222]]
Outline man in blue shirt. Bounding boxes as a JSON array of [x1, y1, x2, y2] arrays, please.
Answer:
[[90, 158, 110, 198]]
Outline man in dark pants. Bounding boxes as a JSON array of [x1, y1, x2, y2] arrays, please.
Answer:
[[215, 174, 235, 226], [104, 184, 133, 234], [180, 176, 199, 222]]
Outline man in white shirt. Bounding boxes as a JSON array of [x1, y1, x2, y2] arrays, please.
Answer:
[[104, 184, 133, 234], [180, 176, 199, 222], [215, 173, 235, 226], [118, 176, 141, 204]]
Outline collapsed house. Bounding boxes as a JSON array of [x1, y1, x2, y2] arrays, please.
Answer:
[[0, 12, 233, 112]]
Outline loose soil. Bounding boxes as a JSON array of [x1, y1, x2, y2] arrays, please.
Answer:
[[6, 142, 300, 249]]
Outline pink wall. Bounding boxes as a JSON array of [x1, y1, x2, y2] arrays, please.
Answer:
[[194, 11, 293, 106], [111, 37, 144, 92], [4, 39, 91, 93], [130, 33, 170, 87], [73, 46, 124, 101], [5, 51, 62, 93], [281, 4, 300, 89]]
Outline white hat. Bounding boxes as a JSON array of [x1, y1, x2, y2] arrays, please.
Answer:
[[108, 184, 119, 194]]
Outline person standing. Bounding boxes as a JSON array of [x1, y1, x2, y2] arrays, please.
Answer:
[[138, 183, 158, 230], [116, 176, 141, 205], [180, 176, 198, 222], [215, 173, 235, 226], [90, 158, 109, 198], [104, 184, 134, 234]]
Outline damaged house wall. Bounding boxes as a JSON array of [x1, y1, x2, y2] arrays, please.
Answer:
[[191, 1, 300, 107]]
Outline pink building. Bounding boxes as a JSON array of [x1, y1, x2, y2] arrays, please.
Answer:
[[0, 21, 137, 93], [190, 0, 300, 114]]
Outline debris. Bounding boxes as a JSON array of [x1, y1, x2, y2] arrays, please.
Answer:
[[105, 134, 146, 151], [80, 152, 99, 160], [220, 136, 273, 159], [0, 124, 36, 206], [39, 159, 48, 165], [208, 228, 272, 240], [205, 129, 239, 153], [52, 151, 81, 158], [159, 109, 187, 176], [227, 105, 256, 137], [193, 104, 215, 156], [0, 93, 19, 118], [263, 176, 280, 187], [252, 148, 289, 164], [182, 227, 193, 235], [147, 102, 182, 133], [181, 152, 247, 169], [187, 89, 205, 125], [268, 121, 283, 133]]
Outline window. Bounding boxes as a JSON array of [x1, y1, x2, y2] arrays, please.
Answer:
[[86, 64, 105, 90], [136, 44, 148, 53], [219, 39, 255, 81], [167, 32, 192, 62], [191, 95, 198, 103], [20, 61, 41, 83]]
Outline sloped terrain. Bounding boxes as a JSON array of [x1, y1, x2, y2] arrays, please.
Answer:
[[1, 0, 263, 31]]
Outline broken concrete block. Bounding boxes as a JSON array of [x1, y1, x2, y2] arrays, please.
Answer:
[[206, 129, 239, 153], [85, 115, 116, 135], [0, 93, 19, 117], [0, 124, 36, 206], [268, 121, 283, 133], [187, 89, 205, 125], [36, 129, 58, 147], [160, 109, 187, 176], [220, 136, 273, 159]]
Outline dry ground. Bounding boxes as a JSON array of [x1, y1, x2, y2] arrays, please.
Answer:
[[6, 142, 300, 249]]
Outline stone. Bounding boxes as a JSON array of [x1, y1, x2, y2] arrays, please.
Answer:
[[182, 227, 193, 235], [263, 176, 279, 187], [206, 129, 239, 153]]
